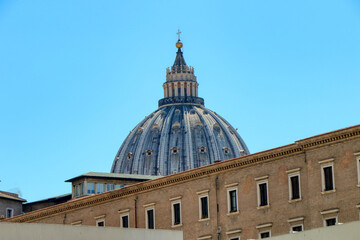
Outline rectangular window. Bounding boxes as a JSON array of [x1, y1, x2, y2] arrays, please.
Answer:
[[230, 238, 239, 240], [291, 225, 303, 232], [6, 208, 13, 218], [290, 176, 300, 199], [260, 231, 270, 238], [259, 183, 268, 206], [121, 215, 129, 228], [200, 196, 209, 219], [87, 183, 95, 194], [323, 167, 334, 191], [96, 220, 105, 227], [96, 183, 105, 194], [226, 184, 239, 213], [80, 183, 84, 195], [147, 209, 155, 229], [325, 217, 337, 226], [106, 184, 114, 191], [287, 169, 301, 201], [115, 184, 124, 189], [75, 185, 79, 197], [173, 202, 181, 225], [356, 155, 360, 185], [319, 159, 335, 192]]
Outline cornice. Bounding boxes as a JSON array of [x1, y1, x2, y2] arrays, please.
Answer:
[[2, 124, 360, 223]]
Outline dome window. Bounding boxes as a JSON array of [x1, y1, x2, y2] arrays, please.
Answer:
[[175, 109, 181, 114], [171, 147, 179, 154], [198, 146, 207, 153], [146, 150, 153, 156], [127, 152, 133, 160], [223, 147, 230, 154], [213, 123, 221, 132], [190, 109, 196, 115]]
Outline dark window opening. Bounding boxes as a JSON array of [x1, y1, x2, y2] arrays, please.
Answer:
[[290, 175, 300, 199], [229, 190, 237, 212], [259, 183, 268, 206], [260, 231, 270, 238], [173, 203, 181, 225], [326, 218, 337, 226], [323, 166, 334, 191], [122, 215, 129, 228], [200, 196, 209, 219], [147, 209, 154, 229], [292, 225, 303, 232], [97, 221, 104, 227]]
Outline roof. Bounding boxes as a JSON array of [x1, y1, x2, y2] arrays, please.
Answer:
[[65, 172, 161, 182], [22, 193, 71, 205], [0, 191, 26, 202], [2, 124, 360, 223]]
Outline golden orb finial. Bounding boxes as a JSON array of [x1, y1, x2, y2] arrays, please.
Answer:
[[176, 40, 183, 49]]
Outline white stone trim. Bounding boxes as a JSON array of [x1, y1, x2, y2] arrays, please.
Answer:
[[290, 223, 304, 233], [118, 208, 130, 214], [94, 214, 106, 220], [198, 192, 210, 220], [320, 161, 335, 192], [287, 169, 301, 201], [286, 168, 301, 174], [143, 202, 156, 208], [255, 175, 269, 181], [287, 216, 305, 223], [225, 183, 239, 188], [197, 235, 212, 240], [145, 205, 155, 229], [119, 212, 129, 228], [169, 196, 182, 201], [318, 158, 335, 164], [71, 220, 82, 225], [256, 223, 273, 229], [225, 229, 242, 235], [226, 185, 239, 214], [197, 189, 210, 195], [320, 208, 339, 215], [171, 198, 182, 227], [256, 178, 269, 207], [323, 216, 338, 227], [356, 154, 360, 185]]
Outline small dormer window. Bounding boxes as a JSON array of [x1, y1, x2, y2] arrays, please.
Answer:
[[171, 147, 179, 154], [198, 146, 206, 153], [127, 152, 133, 160], [146, 150, 153, 156], [223, 147, 230, 154]]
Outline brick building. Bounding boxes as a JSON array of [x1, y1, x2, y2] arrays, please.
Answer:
[[2, 124, 360, 240]]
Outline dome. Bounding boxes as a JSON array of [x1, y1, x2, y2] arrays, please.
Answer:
[[111, 38, 250, 176]]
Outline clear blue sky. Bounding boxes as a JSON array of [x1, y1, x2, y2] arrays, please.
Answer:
[[1, 0, 359, 202]]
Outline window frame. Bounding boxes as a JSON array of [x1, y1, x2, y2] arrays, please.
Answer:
[[118, 208, 130, 228], [120, 213, 129, 228], [197, 190, 210, 221], [96, 219, 105, 227], [144, 203, 156, 229], [259, 230, 271, 239], [355, 153, 360, 186], [319, 159, 335, 193], [170, 197, 182, 227], [290, 224, 303, 233], [321, 208, 339, 227], [324, 216, 338, 227], [255, 176, 269, 208], [226, 183, 239, 214], [286, 168, 301, 202], [6, 208, 13, 218]]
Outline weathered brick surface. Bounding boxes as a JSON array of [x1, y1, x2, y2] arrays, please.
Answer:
[[3, 125, 360, 240]]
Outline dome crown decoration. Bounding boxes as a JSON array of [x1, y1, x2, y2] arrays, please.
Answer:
[[111, 33, 250, 176]]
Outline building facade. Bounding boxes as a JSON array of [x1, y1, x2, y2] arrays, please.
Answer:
[[0, 191, 26, 219], [3, 125, 360, 240]]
